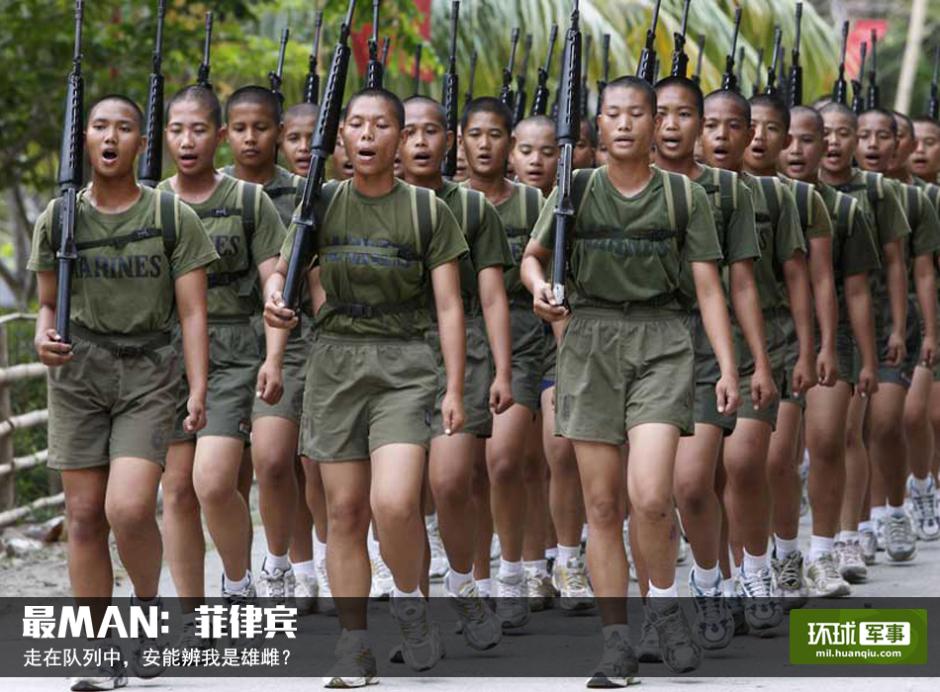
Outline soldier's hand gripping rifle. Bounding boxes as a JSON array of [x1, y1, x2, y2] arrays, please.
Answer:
[[764, 26, 782, 96], [282, 0, 358, 309], [721, 8, 742, 92], [595, 34, 610, 119], [55, 0, 85, 345], [787, 2, 803, 106], [197, 11, 213, 89], [692, 33, 705, 85], [366, 0, 383, 89], [304, 11, 324, 104], [670, 0, 691, 78], [531, 24, 558, 116], [138, 0, 166, 188], [928, 45, 940, 121], [550, 0, 582, 308], [270, 28, 290, 111], [865, 30, 879, 110], [512, 34, 533, 127], [499, 29, 521, 110], [636, 0, 661, 84], [441, 1, 460, 177], [464, 50, 478, 107], [851, 42, 867, 115], [832, 21, 849, 105]]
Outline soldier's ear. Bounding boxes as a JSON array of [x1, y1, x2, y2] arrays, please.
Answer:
[[446, 130, 455, 151], [137, 135, 147, 157]]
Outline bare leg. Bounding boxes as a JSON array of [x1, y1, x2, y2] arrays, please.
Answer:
[[522, 415, 548, 562], [429, 433, 483, 575], [61, 468, 112, 597], [841, 393, 870, 532], [252, 416, 299, 558], [722, 419, 774, 556], [904, 366, 934, 482], [767, 403, 804, 543], [486, 405, 536, 562], [805, 383, 852, 538], [161, 441, 205, 598], [289, 458, 314, 563], [542, 387, 583, 548], [301, 457, 329, 543], [674, 424, 724, 572], [866, 383, 908, 507]]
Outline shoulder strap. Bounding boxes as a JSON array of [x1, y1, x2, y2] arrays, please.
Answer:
[[905, 185, 922, 233], [571, 168, 597, 220], [758, 177, 782, 227], [156, 191, 178, 259], [292, 174, 306, 208], [717, 169, 738, 229], [927, 184, 940, 210], [523, 185, 541, 229], [864, 171, 884, 208], [51, 197, 63, 253], [792, 180, 814, 231], [413, 186, 434, 257], [464, 188, 484, 240], [835, 191, 857, 235], [661, 170, 692, 247]]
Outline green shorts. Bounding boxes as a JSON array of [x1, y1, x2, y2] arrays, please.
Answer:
[[301, 335, 436, 461], [47, 327, 180, 470], [541, 325, 558, 392], [509, 300, 547, 412], [691, 311, 736, 434], [173, 319, 260, 443], [736, 309, 788, 429], [251, 314, 313, 424], [874, 295, 919, 388], [428, 316, 494, 438], [819, 321, 860, 386], [555, 307, 694, 445]]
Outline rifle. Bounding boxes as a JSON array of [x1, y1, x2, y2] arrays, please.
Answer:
[[282, 0, 358, 309], [832, 21, 849, 105], [499, 29, 521, 110], [465, 49, 478, 107], [852, 42, 867, 115], [636, 0, 662, 84], [270, 28, 290, 111], [670, 0, 691, 78], [596, 33, 610, 118], [366, 0, 383, 89], [55, 0, 85, 345], [197, 11, 213, 89], [787, 2, 803, 106], [692, 33, 705, 85], [513, 34, 533, 127], [532, 24, 558, 116], [304, 11, 324, 104], [751, 48, 764, 98], [764, 27, 782, 96], [928, 45, 940, 121], [721, 7, 742, 91], [441, 1, 460, 177], [737, 47, 745, 95], [580, 33, 592, 118], [138, 0, 166, 189], [550, 0, 582, 308], [412, 43, 423, 96], [865, 30, 879, 110]]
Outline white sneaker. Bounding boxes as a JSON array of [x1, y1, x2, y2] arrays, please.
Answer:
[[806, 553, 850, 597], [490, 535, 501, 562], [294, 569, 319, 615], [70, 644, 127, 691], [525, 566, 556, 612], [369, 547, 394, 600], [688, 572, 734, 650], [426, 515, 449, 579], [637, 609, 662, 662], [874, 515, 886, 551], [323, 630, 378, 688], [772, 550, 808, 609], [907, 475, 940, 541], [495, 572, 530, 629], [552, 555, 594, 611], [447, 578, 502, 651], [221, 573, 257, 603], [647, 599, 702, 673], [586, 628, 638, 688], [389, 597, 444, 671], [859, 528, 878, 565], [735, 567, 783, 633], [622, 519, 637, 582], [834, 541, 868, 583], [884, 512, 917, 562], [257, 561, 296, 603]]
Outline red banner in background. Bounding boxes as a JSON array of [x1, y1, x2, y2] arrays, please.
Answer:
[[351, 0, 434, 82], [846, 19, 888, 80]]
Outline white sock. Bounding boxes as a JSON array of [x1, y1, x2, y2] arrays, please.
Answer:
[[841, 530, 859, 544], [524, 559, 548, 576], [392, 586, 422, 599], [265, 552, 290, 572], [581, 523, 589, 542], [446, 569, 473, 594], [425, 512, 439, 530], [367, 526, 380, 554], [858, 520, 874, 533], [774, 534, 799, 559], [742, 549, 769, 575], [721, 578, 736, 598], [647, 581, 679, 599], [475, 578, 492, 597], [557, 544, 580, 564], [888, 503, 906, 518], [499, 559, 523, 579], [729, 549, 741, 579], [692, 561, 720, 589], [313, 534, 328, 562], [546, 546, 558, 561], [871, 505, 888, 521], [911, 475, 932, 493], [224, 572, 250, 592], [602, 623, 630, 642], [808, 535, 833, 562], [291, 559, 316, 577], [344, 628, 368, 646]]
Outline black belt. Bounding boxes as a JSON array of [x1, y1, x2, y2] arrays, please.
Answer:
[[71, 323, 171, 362], [326, 295, 425, 319]]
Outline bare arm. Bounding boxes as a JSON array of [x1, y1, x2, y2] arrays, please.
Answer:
[[175, 268, 210, 433], [521, 239, 568, 322], [478, 266, 514, 413], [882, 239, 908, 365], [808, 236, 840, 385], [844, 272, 878, 397], [432, 261, 466, 434], [692, 261, 739, 414], [729, 260, 777, 409], [783, 251, 818, 395], [913, 253, 937, 366]]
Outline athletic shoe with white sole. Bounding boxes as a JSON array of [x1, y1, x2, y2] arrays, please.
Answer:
[[390, 597, 444, 671], [736, 567, 783, 633], [426, 515, 449, 579], [70, 643, 127, 691], [834, 541, 867, 583], [907, 475, 940, 541], [294, 569, 319, 615], [859, 528, 877, 565], [772, 550, 808, 609], [495, 572, 530, 629], [257, 561, 296, 604], [647, 600, 702, 674], [874, 515, 886, 552], [525, 566, 556, 612], [586, 628, 638, 688], [323, 630, 378, 688], [636, 611, 661, 663], [552, 556, 594, 611], [884, 513, 917, 562], [688, 573, 734, 650], [806, 553, 850, 597], [447, 578, 502, 650]]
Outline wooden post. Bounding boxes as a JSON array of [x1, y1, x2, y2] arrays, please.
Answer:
[[0, 323, 14, 511]]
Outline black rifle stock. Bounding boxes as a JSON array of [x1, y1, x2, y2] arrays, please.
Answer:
[[513, 34, 533, 126], [596, 33, 610, 118], [442, 1, 460, 177], [832, 21, 849, 105], [787, 2, 803, 106], [866, 30, 879, 110], [550, 0, 582, 307], [532, 24, 558, 116], [282, 0, 357, 309], [670, 0, 691, 78], [765, 27, 782, 96], [465, 49, 478, 107], [852, 42, 867, 115], [270, 28, 290, 110], [692, 33, 705, 84], [366, 0, 384, 89], [56, 0, 85, 344], [305, 11, 324, 104], [721, 8, 742, 91], [197, 12, 213, 89], [138, 0, 166, 188], [500, 29, 521, 110], [928, 45, 940, 121], [636, 0, 661, 83]]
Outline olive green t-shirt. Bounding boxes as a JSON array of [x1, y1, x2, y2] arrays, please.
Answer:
[[437, 180, 513, 313], [223, 164, 303, 228], [688, 165, 761, 306], [781, 177, 833, 243], [895, 180, 940, 268], [834, 169, 910, 263], [532, 166, 722, 309], [740, 172, 807, 311], [914, 177, 940, 214], [488, 182, 544, 299], [28, 186, 218, 335], [280, 179, 468, 339], [157, 175, 285, 317]]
